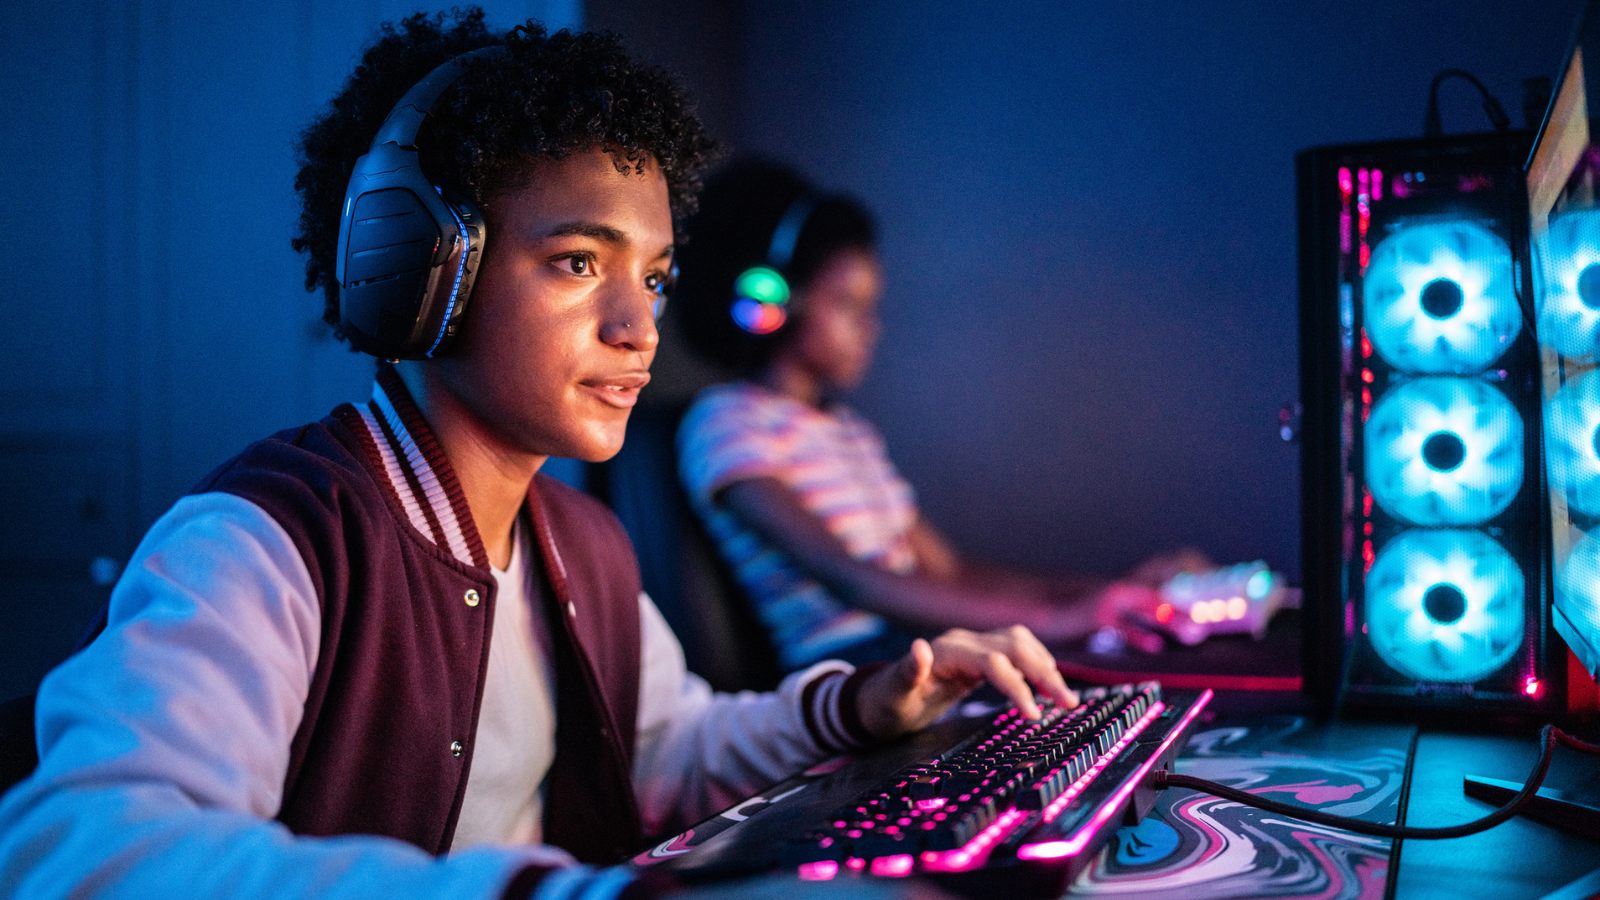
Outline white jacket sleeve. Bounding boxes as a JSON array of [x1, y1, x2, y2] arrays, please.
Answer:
[[0, 493, 583, 900], [631, 594, 873, 835]]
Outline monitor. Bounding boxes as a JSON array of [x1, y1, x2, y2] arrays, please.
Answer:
[[1528, 0, 1600, 692]]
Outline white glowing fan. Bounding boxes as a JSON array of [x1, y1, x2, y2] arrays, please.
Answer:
[[1364, 221, 1519, 373], [1365, 529, 1525, 683], [1545, 372, 1600, 518], [1365, 377, 1523, 525], [1555, 529, 1600, 650], [1535, 208, 1600, 358]]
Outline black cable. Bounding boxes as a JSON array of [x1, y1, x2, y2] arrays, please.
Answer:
[[1153, 724, 1600, 840], [1425, 69, 1511, 137], [1383, 728, 1421, 900]]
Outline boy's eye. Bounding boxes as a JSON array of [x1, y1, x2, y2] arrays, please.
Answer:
[[558, 255, 591, 275]]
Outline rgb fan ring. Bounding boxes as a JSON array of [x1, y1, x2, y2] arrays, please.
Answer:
[[1364, 221, 1519, 373], [1365, 529, 1525, 683], [1365, 376, 1523, 526]]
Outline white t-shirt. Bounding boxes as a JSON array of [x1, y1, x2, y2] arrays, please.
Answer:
[[451, 518, 555, 849]]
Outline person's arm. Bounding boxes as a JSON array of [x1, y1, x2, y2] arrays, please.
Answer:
[[718, 477, 1100, 642], [902, 516, 962, 581], [0, 493, 596, 900], [631, 593, 869, 834], [631, 600, 1080, 835]]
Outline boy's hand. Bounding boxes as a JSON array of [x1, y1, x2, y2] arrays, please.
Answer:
[[855, 626, 1077, 741]]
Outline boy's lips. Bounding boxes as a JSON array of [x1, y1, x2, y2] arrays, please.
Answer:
[[580, 372, 650, 408]]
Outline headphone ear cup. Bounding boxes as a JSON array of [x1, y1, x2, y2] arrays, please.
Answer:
[[338, 180, 446, 358], [336, 177, 486, 359], [730, 265, 791, 335], [332, 47, 502, 360]]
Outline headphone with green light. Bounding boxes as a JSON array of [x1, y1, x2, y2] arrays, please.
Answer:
[[729, 192, 819, 335]]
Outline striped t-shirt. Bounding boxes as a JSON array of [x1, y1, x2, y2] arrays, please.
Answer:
[[677, 383, 918, 670]]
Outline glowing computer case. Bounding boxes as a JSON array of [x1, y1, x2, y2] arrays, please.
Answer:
[[1299, 131, 1567, 716]]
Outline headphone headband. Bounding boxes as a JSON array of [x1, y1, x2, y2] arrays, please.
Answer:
[[372, 46, 506, 149], [766, 191, 819, 271]]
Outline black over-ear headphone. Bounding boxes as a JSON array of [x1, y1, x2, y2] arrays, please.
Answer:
[[336, 46, 507, 359], [729, 191, 819, 335]]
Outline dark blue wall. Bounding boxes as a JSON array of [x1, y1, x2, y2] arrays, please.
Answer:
[[0, 0, 575, 701], [723, 0, 1585, 581], [1, 1, 1591, 702]]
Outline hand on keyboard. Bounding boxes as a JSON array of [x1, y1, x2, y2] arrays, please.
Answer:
[[855, 626, 1078, 740]]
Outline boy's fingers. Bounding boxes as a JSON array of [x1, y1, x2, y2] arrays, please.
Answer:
[[894, 638, 934, 692], [1005, 625, 1076, 708], [978, 650, 1040, 719]]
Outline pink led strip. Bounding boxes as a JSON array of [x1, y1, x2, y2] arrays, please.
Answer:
[[917, 807, 1031, 872], [1018, 689, 1213, 862]]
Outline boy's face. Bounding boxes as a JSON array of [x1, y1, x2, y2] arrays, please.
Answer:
[[432, 147, 674, 463]]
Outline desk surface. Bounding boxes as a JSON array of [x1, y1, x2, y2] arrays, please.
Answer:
[[1397, 729, 1600, 899], [1045, 612, 1600, 899], [1054, 707, 1600, 899]]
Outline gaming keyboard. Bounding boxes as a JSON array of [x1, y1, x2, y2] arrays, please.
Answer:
[[631, 682, 1212, 898]]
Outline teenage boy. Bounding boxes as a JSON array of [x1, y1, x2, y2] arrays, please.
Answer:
[[0, 12, 1074, 900]]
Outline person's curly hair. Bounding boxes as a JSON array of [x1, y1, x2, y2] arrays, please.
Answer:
[[672, 158, 876, 376], [291, 7, 717, 342]]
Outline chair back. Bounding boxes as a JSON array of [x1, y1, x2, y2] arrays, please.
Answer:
[[593, 401, 781, 692]]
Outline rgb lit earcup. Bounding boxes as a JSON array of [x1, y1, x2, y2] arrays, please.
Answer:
[[731, 265, 790, 334], [728, 192, 817, 337], [338, 178, 485, 359], [1364, 221, 1519, 373], [1365, 529, 1524, 683]]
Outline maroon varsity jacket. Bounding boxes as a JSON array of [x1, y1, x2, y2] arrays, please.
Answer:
[[194, 365, 645, 864]]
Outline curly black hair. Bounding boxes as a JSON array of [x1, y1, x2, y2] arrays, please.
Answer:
[[672, 158, 877, 376], [291, 8, 718, 341]]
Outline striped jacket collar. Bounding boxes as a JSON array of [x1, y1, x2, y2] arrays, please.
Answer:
[[338, 364, 491, 570]]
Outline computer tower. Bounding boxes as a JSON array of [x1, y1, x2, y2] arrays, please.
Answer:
[[1299, 131, 1567, 717]]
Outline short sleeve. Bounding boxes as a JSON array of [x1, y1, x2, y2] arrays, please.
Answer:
[[677, 384, 802, 502]]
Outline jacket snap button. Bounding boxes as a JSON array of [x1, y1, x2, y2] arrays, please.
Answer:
[[464, 589, 480, 607], [451, 740, 464, 757]]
